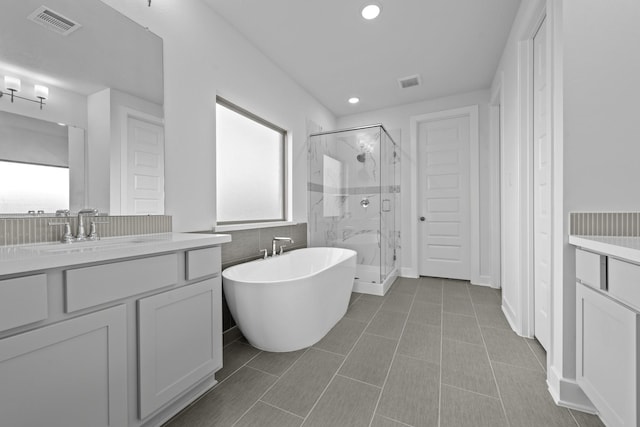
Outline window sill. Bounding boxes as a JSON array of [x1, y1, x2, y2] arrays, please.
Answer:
[[214, 221, 297, 232]]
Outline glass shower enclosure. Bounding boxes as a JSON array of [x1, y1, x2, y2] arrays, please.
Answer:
[[308, 124, 399, 295]]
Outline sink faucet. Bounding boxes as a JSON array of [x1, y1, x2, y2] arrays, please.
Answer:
[[75, 208, 99, 241], [272, 237, 294, 257]]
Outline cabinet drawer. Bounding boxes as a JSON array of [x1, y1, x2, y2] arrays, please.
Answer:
[[65, 254, 178, 313], [608, 258, 640, 311], [0, 274, 48, 333], [576, 249, 607, 290], [186, 247, 220, 280]]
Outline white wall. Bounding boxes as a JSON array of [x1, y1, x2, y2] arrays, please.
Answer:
[[101, 0, 336, 231], [337, 90, 493, 285], [555, 0, 640, 407], [489, 0, 545, 339], [87, 89, 111, 213], [492, 0, 640, 409]]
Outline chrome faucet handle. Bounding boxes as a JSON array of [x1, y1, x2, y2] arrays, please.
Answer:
[[272, 237, 294, 257], [48, 222, 73, 244], [279, 245, 287, 255], [55, 209, 70, 217], [78, 208, 99, 216], [87, 220, 109, 241], [76, 208, 99, 241], [259, 249, 268, 259]]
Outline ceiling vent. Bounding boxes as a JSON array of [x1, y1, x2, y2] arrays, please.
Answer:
[[397, 74, 421, 89], [27, 6, 81, 36]]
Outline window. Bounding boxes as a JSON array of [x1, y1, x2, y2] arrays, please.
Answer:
[[0, 160, 69, 213], [216, 97, 287, 225]]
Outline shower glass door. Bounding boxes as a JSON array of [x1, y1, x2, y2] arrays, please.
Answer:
[[308, 126, 383, 284]]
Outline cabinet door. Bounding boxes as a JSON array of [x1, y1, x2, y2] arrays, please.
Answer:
[[138, 278, 221, 419], [577, 282, 639, 427], [0, 305, 128, 427]]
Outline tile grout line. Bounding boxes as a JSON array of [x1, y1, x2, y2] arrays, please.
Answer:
[[377, 414, 415, 427], [470, 284, 511, 427], [525, 338, 547, 373], [230, 347, 311, 426], [367, 281, 419, 427], [335, 373, 382, 390], [443, 383, 505, 402], [256, 400, 306, 421], [301, 289, 392, 426]]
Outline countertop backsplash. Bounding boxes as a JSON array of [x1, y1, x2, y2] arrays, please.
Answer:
[[0, 215, 172, 246], [570, 212, 640, 237]]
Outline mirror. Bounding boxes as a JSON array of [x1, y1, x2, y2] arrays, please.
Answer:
[[0, 0, 164, 216]]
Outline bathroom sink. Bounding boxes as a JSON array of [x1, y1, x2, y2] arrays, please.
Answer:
[[27, 236, 159, 254]]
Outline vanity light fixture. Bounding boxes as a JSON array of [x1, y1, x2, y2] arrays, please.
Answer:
[[348, 97, 360, 104], [0, 76, 49, 109], [361, 4, 381, 20]]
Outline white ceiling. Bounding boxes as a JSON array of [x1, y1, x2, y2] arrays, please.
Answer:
[[203, 0, 521, 116]]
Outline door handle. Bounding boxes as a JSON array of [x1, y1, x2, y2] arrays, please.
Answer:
[[419, 216, 426, 222]]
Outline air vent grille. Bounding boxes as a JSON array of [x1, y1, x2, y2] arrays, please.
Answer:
[[27, 6, 81, 36], [398, 74, 421, 89]]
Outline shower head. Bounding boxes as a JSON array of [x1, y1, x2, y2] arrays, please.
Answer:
[[356, 153, 366, 163]]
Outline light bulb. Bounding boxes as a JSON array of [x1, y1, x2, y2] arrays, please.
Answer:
[[361, 4, 381, 20], [35, 85, 49, 100], [5, 76, 21, 92]]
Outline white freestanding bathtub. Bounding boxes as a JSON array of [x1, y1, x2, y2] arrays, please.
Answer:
[[222, 247, 357, 352]]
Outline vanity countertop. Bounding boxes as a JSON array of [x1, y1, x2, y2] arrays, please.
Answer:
[[569, 235, 640, 264], [0, 232, 231, 276]]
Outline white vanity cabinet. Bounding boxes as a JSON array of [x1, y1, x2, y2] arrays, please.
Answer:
[[138, 259, 222, 418], [0, 233, 230, 427], [574, 247, 640, 427]]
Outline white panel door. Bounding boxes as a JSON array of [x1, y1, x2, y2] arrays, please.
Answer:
[[125, 116, 165, 215], [0, 305, 127, 427], [533, 17, 551, 351], [418, 115, 470, 280]]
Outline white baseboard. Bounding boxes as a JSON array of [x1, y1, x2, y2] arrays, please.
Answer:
[[547, 366, 598, 414], [470, 279, 499, 289], [501, 301, 520, 335], [400, 267, 419, 278], [473, 274, 495, 288]]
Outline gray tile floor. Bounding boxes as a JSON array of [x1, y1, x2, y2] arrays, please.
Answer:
[[164, 277, 605, 427]]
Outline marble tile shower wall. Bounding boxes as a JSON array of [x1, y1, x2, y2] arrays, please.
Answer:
[[199, 223, 308, 332], [0, 215, 172, 246], [570, 212, 640, 236], [308, 129, 400, 268]]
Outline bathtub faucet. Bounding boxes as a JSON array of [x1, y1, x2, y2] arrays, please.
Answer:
[[272, 237, 294, 257]]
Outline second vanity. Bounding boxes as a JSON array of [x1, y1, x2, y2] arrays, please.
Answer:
[[570, 235, 640, 427], [0, 232, 231, 427]]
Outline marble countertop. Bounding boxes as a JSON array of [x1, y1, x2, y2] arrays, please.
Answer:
[[0, 232, 231, 277], [569, 235, 640, 264]]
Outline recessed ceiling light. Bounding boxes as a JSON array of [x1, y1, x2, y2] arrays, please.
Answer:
[[361, 4, 381, 20], [348, 97, 360, 104]]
